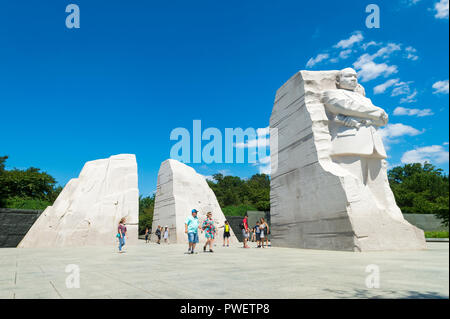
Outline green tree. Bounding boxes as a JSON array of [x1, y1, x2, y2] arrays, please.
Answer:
[[139, 194, 155, 234], [208, 173, 270, 216], [388, 163, 449, 226], [0, 156, 62, 209]]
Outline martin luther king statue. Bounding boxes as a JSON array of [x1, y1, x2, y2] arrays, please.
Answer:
[[269, 67, 426, 251]]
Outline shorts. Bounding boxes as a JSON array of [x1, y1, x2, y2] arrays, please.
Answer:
[[256, 233, 261, 241], [223, 232, 230, 238], [205, 232, 215, 239], [188, 232, 199, 243], [242, 229, 249, 238]]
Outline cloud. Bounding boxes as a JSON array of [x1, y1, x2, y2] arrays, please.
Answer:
[[374, 78, 400, 94], [401, 145, 449, 164], [399, 90, 418, 103], [353, 44, 401, 82], [334, 31, 364, 49], [306, 53, 329, 68], [393, 106, 434, 117], [432, 80, 449, 94], [403, 0, 421, 6], [254, 155, 271, 175], [362, 41, 380, 50], [354, 56, 398, 82], [434, 0, 449, 19], [339, 49, 353, 59], [405, 46, 419, 61], [391, 81, 413, 96], [379, 123, 424, 140], [235, 127, 270, 148]]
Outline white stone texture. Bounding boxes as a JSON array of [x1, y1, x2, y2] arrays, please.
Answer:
[[18, 154, 139, 248], [270, 70, 426, 251], [151, 159, 237, 244]]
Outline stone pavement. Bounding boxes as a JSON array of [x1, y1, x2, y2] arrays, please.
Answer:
[[0, 241, 448, 299]]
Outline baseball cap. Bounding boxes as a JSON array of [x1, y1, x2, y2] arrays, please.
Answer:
[[191, 209, 198, 213]]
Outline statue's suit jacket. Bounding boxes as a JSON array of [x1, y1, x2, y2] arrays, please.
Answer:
[[322, 89, 387, 159]]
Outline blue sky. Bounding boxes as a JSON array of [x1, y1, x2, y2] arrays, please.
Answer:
[[0, 0, 448, 196]]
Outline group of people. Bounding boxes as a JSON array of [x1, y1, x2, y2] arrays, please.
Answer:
[[116, 210, 269, 253], [240, 215, 270, 249], [144, 225, 169, 244]]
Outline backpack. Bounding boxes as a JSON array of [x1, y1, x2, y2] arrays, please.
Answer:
[[239, 222, 245, 230]]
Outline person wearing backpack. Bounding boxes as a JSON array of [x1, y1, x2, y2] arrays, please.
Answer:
[[155, 225, 162, 244], [220, 220, 231, 247]]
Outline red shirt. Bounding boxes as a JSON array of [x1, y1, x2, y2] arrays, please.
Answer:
[[243, 218, 248, 231]]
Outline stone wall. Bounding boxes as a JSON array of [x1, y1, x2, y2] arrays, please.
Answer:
[[0, 208, 43, 247], [403, 214, 448, 232]]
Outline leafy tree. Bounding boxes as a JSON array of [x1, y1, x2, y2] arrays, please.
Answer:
[[0, 156, 61, 209], [139, 194, 155, 234], [388, 163, 449, 226], [208, 173, 270, 216]]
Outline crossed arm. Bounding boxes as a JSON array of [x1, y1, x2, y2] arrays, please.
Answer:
[[322, 90, 388, 127]]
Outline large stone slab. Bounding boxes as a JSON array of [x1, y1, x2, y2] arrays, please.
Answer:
[[270, 69, 426, 251], [18, 154, 139, 248], [151, 159, 237, 244]]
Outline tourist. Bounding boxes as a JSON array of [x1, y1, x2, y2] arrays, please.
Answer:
[[155, 225, 162, 244], [185, 209, 201, 254], [221, 220, 231, 247], [241, 215, 250, 248], [260, 217, 270, 248], [118, 218, 128, 253], [255, 221, 262, 248], [259, 220, 266, 248], [144, 227, 150, 243], [202, 212, 216, 252], [163, 226, 169, 243]]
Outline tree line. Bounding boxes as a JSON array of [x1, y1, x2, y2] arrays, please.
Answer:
[[1, 155, 448, 232]]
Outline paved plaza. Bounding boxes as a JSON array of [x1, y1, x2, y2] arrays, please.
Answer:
[[0, 241, 448, 299]]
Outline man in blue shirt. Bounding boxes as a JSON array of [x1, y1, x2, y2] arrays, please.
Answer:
[[185, 209, 201, 254]]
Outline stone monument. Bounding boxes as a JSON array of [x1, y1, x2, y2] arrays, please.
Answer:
[[151, 159, 237, 244], [18, 154, 139, 248], [270, 68, 426, 251]]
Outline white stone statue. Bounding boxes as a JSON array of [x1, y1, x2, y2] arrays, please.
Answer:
[[270, 68, 426, 251], [18, 154, 139, 248], [151, 159, 237, 244]]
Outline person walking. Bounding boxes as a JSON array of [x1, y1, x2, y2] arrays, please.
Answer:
[[163, 226, 169, 243], [241, 215, 250, 248], [202, 212, 216, 253], [260, 217, 270, 248], [185, 209, 201, 254], [155, 225, 162, 244], [255, 221, 262, 248], [144, 227, 150, 243], [221, 220, 231, 247], [118, 218, 128, 253]]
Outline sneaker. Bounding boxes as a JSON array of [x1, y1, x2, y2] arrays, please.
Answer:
[[209, 249, 214, 253], [203, 246, 206, 252], [191, 250, 194, 254]]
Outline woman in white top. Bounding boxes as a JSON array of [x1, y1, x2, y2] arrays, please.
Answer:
[[163, 226, 169, 243]]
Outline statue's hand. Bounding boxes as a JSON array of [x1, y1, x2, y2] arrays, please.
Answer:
[[380, 111, 388, 125], [342, 116, 360, 128]]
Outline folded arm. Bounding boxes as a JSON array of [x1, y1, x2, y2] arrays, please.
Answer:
[[322, 90, 388, 126]]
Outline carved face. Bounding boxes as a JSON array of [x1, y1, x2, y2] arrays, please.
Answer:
[[337, 70, 358, 91]]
